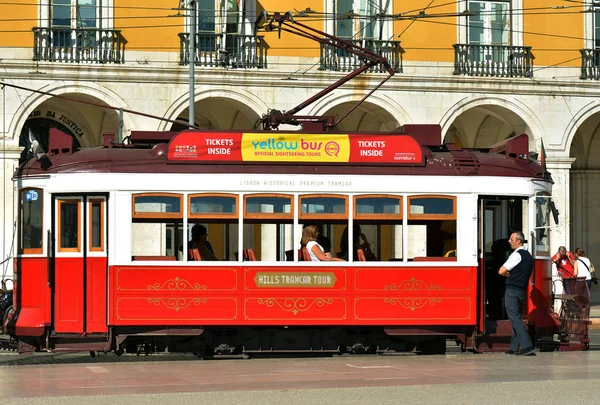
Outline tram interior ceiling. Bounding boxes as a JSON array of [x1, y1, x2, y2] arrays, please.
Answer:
[[5, 11, 581, 357]]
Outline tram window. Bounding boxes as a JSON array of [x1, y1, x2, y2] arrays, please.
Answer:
[[408, 196, 456, 260], [243, 194, 293, 261], [132, 193, 183, 260], [19, 188, 43, 254], [189, 194, 237, 218], [535, 195, 551, 254], [353, 195, 403, 261], [89, 199, 104, 251], [409, 197, 455, 217], [299, 195, 348, 220], [243, 222, 294, 261], [58, 199, 81, 252], [187, 222, 238, 261], [187, 194, 239, 261], [245, 195, 292, 217], [355, 196, 402, 218], [132, 194, 182, 218]]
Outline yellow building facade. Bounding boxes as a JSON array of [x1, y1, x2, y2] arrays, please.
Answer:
[[1, 0, 600, 277]]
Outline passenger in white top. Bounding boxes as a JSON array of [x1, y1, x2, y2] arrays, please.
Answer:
[[574, 247, 596, 291], [301, 225, 345, 262]]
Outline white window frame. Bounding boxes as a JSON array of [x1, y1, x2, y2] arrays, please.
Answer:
[[458, 0, 522, 47], [584, 5, 600, 49], [324, 0, 393, 41], [190, 0, 254, 36], [39, 0, 114, 30]]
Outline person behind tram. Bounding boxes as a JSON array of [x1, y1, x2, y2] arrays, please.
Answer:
[[301, 225, 344, 262], [189, 224, 218, 261], [498, 231, 536, 356], [574, 247, 596, 292], [552, 246, 576, 295]]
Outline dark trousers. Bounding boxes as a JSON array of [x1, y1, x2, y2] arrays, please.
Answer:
[[504, 288, 533, 352]]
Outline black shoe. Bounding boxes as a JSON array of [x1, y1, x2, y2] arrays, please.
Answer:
[[505, 349, 517, 355], [516, 346, 536, 356]]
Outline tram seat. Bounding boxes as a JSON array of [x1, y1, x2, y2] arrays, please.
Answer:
[[133, 256, 177, 261], [243, 249, 257, 261], [357, 249, 367, 262], [301, 248, 311, 261], [285, 250, 294, 261], [412, 256, 457, 262], [188, 249, 201, 261]]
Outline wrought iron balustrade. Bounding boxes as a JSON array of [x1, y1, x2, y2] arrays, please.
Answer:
[[453, 44, 535, 78], [319, 39, 404, 73], [580, 49, 600, 80], [32, 27, 126, 64], [178, 33, 267, 68]]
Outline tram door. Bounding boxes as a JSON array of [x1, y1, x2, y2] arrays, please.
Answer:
[[53, 196, 108, 334], [479, 197, 525, 328]]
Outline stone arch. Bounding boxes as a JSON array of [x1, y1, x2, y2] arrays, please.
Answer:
[[161, 88, 268, 131], [10, 83, 136, 162], [308, 93, 411, 132], [563, 100, 600, 157], [10, 82, 137, 144], [439, 96, 544, 150], [568, 101, 600, 256]]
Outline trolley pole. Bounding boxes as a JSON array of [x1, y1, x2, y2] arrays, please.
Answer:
[[188, 0, 196, 128]]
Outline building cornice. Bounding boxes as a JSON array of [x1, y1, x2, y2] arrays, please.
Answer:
[[1, 60, 600, 99]]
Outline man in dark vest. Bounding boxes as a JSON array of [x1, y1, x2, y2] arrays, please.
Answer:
[[498, 231, 535, 356]]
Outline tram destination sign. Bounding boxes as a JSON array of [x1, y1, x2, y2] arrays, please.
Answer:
[[167, 131, 424, 165], [254, 272, 337, 288]]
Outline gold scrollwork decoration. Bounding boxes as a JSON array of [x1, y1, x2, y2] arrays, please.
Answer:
[[384, 277, 442, 291], [147, 276, 207, 291], [257, 298, 334, 315], [383, 297, 442, 311], [146, 297, 208, 312]]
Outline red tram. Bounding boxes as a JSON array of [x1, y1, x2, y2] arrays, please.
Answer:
[[8, 125, 563, 355], [6, 12, 569, 355]]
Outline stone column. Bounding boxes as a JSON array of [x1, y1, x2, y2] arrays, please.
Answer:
[[0, 145, 23, 278], [546, 157, 576, 254], [546, 156, 575, 313]]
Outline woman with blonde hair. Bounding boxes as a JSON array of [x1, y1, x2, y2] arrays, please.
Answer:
[[301, 225, 344, 262], [574, 247, 596, 291]]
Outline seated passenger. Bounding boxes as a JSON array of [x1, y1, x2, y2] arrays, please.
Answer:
[[189, 224, 218, 261], [339, 224, 377, 261], [301, 225, 344, 262]]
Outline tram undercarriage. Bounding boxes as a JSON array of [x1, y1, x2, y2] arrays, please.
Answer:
[[14, 326, 466, 356]]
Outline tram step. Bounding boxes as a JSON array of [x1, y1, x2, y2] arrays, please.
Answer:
[[53, 341, 111, 352]]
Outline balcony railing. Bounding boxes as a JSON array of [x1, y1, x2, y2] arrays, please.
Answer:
[[178, 33, 267, 68], [453, 44, 535, 78], [580, 49, 600, 80], [33, 27, 126, 64], [319, 39, 404, 73]]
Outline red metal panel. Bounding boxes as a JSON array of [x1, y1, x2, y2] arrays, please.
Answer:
[[479, 258, 485, 333], [115, 297, 238, 324], [353, 296, 473, 324], [244, 297, 347, 323], [528, 258, 559, 328], [86, 257, 107, 333], [110, 266, 240, 326], [15, 258, 50, 336], [54, 258, 84, 333], [353, 267, 473, 292], [115, 267, 237, 291], [108, 265, 478, 327]]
